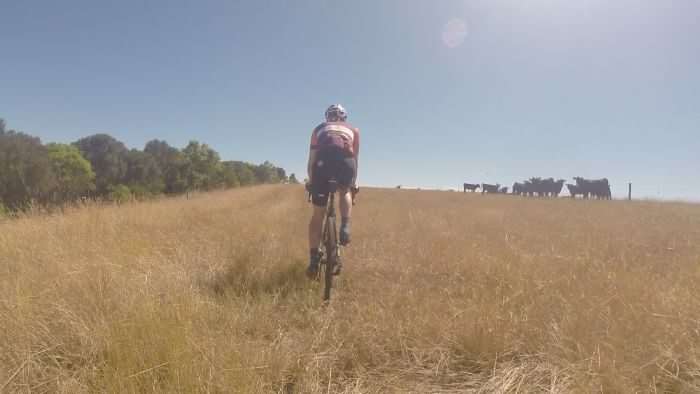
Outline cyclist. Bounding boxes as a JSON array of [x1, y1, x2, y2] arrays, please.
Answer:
[[306, 104, 360, 278]]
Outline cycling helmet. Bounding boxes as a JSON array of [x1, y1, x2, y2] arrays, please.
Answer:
[[325, 104, 348, 122]]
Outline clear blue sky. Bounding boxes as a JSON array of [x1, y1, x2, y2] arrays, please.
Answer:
[[2, 0, 698, 199]]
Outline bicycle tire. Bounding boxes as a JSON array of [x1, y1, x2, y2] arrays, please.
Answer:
[[323, 215, 337, 301]]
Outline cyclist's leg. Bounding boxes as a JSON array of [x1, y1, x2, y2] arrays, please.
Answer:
[[337, 156, 356, 246], [308, 153, 331, 276], [338, 186, 352, 220], [307, 204, 325, 277], [308, 205, 325, 252]]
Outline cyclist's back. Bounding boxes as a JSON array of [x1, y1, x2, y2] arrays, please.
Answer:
[[311, 120, 360, 158]]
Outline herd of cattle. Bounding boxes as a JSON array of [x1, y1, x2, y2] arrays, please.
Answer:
[[463, 177, 612, 199]]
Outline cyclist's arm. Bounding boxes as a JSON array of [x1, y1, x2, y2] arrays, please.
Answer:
[[353, 154, 359, 186], [308, 128, 319, 183], [352, 128, 360, 186], [307, 148, 317, 183]]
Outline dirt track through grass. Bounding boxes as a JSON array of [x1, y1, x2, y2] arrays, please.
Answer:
[[1, 185, 700, 393]]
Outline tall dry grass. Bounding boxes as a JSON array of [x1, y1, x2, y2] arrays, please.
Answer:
[[1, 185, 700, 393]]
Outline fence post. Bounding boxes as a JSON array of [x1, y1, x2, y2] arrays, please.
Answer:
[[628, 182, 632, 201]]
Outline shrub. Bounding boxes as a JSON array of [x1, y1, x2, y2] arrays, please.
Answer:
[[107, 184, 132, 204]]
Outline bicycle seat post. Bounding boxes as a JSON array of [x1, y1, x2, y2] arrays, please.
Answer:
[[327, 179, 337, 217], [328, 179, 338, 194]]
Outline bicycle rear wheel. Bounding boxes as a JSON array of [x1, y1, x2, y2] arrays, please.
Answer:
[[323, 215, 337, 301]]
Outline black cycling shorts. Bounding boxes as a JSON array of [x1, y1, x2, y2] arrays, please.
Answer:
[[310, 147, 356, 207]]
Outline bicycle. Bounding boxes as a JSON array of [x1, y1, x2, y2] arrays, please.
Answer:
[[307, 181, 358, 301]]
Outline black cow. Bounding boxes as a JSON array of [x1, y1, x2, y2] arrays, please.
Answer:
[[512, 182, 525, 195], [525, 178, 548, 197], [541, 178, 566, 197], [463, 183, 480, 193], [592, 183, 612, 200], [481, 183, 500, 194], [499, 186, 509, 194], [520, 180, 537, 197], [566, 183, 585, 198], [514, 178, 564, 197], [574, 177, 611, 200]]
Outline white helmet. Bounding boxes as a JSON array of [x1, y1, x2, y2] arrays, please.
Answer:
[[325, 104, 348, 122]]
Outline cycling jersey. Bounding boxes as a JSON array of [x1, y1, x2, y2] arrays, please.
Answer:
[[310, 121, 360, 157]]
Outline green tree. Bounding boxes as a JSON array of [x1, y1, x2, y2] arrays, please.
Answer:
[[226, 161, 256, 186], [0, 128, 54, 209], [47, 143, 96, 202], [276, 167, 287, 183], [144, 139, 188, 194], [253, 161, 280, 184], [182, 141, 222, 191], [107, 184, 132, 204], [0, 119, 294, 205], [241, 165, 256, 185], [219, 161, 241, 188], [288, 173, 299, 184], [73, 134, 128, 195], [125, 149, 164, 196]]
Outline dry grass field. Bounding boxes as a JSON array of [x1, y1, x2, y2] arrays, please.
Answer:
[[2, 185, 700, 393]]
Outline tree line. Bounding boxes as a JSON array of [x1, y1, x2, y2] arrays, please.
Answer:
[[0, 118, 297, 212]]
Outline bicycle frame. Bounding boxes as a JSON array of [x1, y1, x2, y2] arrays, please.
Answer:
[[306, 179, 357, 302], [325, 181, 337, 221], [321, 180, 339, 301]]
